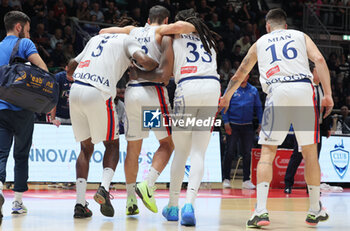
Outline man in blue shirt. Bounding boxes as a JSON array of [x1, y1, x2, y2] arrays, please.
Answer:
[[222, 75, 263, 189], [49, 68, 73, 127], [0, 11, 47, 217]]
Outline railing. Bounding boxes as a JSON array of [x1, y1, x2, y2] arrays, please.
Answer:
[[69, 17, 115, 47], [303, 3, 350, 34], [303, 3, 344, 58]]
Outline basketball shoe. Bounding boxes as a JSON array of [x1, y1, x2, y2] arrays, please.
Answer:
[[94, 186, 114, 217], [135, 181, 157, 213]]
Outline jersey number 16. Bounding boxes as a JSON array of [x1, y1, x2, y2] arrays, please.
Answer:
[[266, 40, 298, 64]]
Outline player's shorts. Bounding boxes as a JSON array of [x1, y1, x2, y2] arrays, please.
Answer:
[[259, 79, 319, 146], [69, 81, 119, 144], [124, 82, 171, 141], [173, 76, 221, 132]]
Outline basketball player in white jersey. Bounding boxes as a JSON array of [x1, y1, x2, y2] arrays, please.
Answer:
[[66, 30, 157, 218], [219, 8, 333, 228], [130, 8, 220, 226], [100, 6, 197, 216]]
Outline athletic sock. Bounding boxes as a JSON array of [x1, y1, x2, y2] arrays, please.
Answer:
[[14, 192, 23, 203], [256, 182, 270, 214], [147, 167, 160, 187], [308, 185, 321, 213], [101, 168, 115, 191], [185, 188, 197, 204], [126, 183, 136, 198], [76, 178, 87, 206]]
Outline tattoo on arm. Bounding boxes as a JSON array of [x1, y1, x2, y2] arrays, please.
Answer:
[[226, 79, 239, 93]]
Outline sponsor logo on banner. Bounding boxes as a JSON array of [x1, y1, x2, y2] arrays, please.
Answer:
[[143, 109, 162, 128], [330, 139, 349, 179], [266, 65, 280, 78], [181, 66, 197, 74]]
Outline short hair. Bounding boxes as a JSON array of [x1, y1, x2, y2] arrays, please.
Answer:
[[265, 8, 287, 26], [148, 5, 170, 24], [4, 11, 31, 32]]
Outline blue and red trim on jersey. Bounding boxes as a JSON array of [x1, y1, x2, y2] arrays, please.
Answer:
[[155, 86, 172, 136], [105, 98, 115, 141]]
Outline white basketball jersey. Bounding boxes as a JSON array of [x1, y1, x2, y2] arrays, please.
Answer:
[[73, 34, 140, 100], [257, 29, 313, 93], [172, 33, 219, 84], [129, 25, 161, 83]]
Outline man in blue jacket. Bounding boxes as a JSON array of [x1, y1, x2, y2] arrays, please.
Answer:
[[0, 11, 47, 217], [222, 75, 262, 189]]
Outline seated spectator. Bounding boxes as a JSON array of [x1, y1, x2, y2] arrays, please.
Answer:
[[221, 17, 241, 50], [208, 13, 222, 32], [217, 40, 231, 67], [56, 14, 69, 32], [64, 43, 76, 61], [76, 1, 90, 21], [104, 1, 120, 24], [32, 23, 50, 50], [197, 0, 213, 21], [54, 0, 67, 18], [231, 44, 243, 63], [51, 42, 67, 67], [50, 28, 64, 50], [9, 0, 21, 10], [63, 25, 76, 46], [219, 59, 235, 89], [47, 10, 58, 34], [83, 14, 100, 35], [233, 35, 251, 56], [90, 2, 104, 22]]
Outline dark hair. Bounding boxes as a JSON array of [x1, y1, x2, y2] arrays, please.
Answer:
[[175, 9, 218, 55], [115, 16, 139, 27], [148, 5, 170, 24], [4, 11, 31, 32], [265, 8, 287, 25]]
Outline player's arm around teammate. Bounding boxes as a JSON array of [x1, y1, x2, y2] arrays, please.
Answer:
[[99, 20, 196, 38], [129, 35, 174, 85]]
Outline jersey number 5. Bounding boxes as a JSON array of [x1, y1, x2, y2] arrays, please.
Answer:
[[266, 40, 297, 64], [186, 42, 212, 63], [92, 36, 110, 57]]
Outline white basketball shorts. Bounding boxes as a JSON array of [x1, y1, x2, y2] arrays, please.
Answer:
[[124, 82, 171, 141], [259, 80, 319, 146], [69, 82, 119, 144]]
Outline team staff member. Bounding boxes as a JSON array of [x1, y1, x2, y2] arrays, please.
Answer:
[[222, 75, 262, 189], [0, 11, 48, 216]]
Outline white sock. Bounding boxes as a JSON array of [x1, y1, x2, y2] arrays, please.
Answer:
[[101, 168, 115, 191], [147, 167, 160, 187], [126, 183, 136, 198], [308, 185, 321, 213], [256, 182, 270, 214], [14, 192, 23, 203], [0, 181, 3, 194], [76, 178, 87, 206]]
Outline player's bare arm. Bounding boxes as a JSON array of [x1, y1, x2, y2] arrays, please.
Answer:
[[67, 58, 78, 79], [132, 51, 158, 71], [219, 43, 257, 113], [305, 34, 334, 117], [130, 35, 174, 85], [157, 21, 196, 36], [99, 25, 135, 35]]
